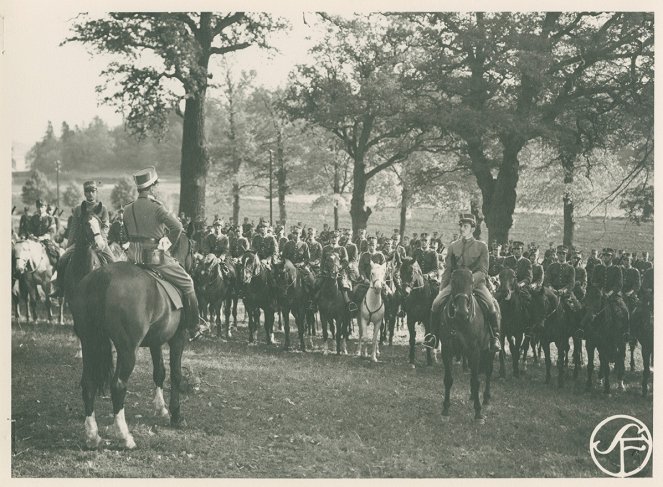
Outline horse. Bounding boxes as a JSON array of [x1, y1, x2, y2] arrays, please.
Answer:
[[239, 251, 277, 345], [194, 254, 236, 338], [435, 269, 495, 421], [380, 261, 401, 347], [70, 252, 194, 449], [356, 261, 386, 362], [316, 253, 350, 355], [529, 285, 578, 387], [494, 268, 529, 378], [12, 239, 57, 323], [581, 282, 629, 393], [273, 260, 312, 352], [398, 258, 435, 367], [630, 268, 654, 396]]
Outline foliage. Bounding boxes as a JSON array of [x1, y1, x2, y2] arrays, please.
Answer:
[[620, 185, 654, 224], [110, 176, 138, 209], [22, 170, 55, 206], [62, 183, 83, 208], [25, 122, 60, 174]]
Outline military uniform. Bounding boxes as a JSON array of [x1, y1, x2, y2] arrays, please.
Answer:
[[308, 238, 323, 274], [282, 234, 314, 289], [18, 210, 31, 239], [259, 233, 279, 266], [108, 216, 129, 246], [123, 167, 205, 338], [358, 249, 387, 281]]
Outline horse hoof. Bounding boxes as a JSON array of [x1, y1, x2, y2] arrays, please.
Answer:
[[170, 416, 187, 428], [409, 363, 415, 369], [155, 407, 169, 418], [371, 357, 378, 363], [122, 436, 137, 450], [617, 383, 625, 392], [476, 416, 486, 425], [85, 434, 103, 449]]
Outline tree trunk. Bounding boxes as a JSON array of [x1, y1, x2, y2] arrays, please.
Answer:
[[232, 182, 240, 225], [562, 160, 575, 248], [350, 158, 371, 233], [399, 186, 409, 238], [276, 136, 287, 226], [333, 164, 340, 230], [179, 90, 209, 221], [481, 141, 521, 245]]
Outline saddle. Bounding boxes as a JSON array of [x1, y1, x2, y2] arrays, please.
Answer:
[[138, 266, 183, 310]]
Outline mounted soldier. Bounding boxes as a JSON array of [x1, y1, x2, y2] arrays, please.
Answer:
[[108, 207, 129, 247], [354, 228, 368, 254], [18, 206, 31, 239], [488, 243, 503, 278], [622, 252, 641, 318], [30, 199, 60, 267], [259, 226, 279, 268], [543, 245, 578, 312], [571, 250, 587, 301], [281, 225, 315, 293], [241, 217, 253, 239], [51, 181, 115, 297], [419, 234, 440, 285], [431, 212, 501, 352], [354, 235, 387, 305], [122, 166, 208, 340], [318, 229, 355, 312], [602, 248, 630, 339], [541, 242, 557, 272], [307, 227, 323, 276], [585, 249, 600, 282], [392, 233, 407, 262]]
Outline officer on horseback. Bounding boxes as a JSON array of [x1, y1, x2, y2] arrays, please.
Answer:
[[282, 225, 315, 292], [31, 199, 60, 267], [543, 245, 576, 300], [602, 248, 630, 339], [431, 213, 501, 352], [317, 229, 355, 312], [123, 166, 208, 341], [51, 181, 115, 297]]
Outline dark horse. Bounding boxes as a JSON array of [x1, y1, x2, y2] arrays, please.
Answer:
[[434, 269, 495, 421], [316, 253, 351, 355], [399, 258, 435, 367], [581, 277, 629, 394], [529, 285, 579, 387], [273, 261, 312, 351], [631, 268, 654, 397], [239, 251, 277, 345], [494, 268, 529, 378], [193, 255, 236, 338], [70, 235, 196, 449]]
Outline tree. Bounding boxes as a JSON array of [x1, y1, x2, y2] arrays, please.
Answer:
[[111, 176, 138, 209], [620, 185, 653, 224], [399, 12, 654, 243], [62, 182, 84, 208], [284, 14, 429, 232], [65, 12, 288, 221], [25, 122, 60, 174], [22, 170, 55, 206]]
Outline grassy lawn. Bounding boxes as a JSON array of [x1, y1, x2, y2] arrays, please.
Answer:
[[11, 317, 653, 478]]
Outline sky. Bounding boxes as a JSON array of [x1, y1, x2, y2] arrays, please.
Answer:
[[3, 4, 320, 165]]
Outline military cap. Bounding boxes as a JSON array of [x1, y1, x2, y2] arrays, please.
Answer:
[[602, 248, 614, 256], [622, 252, 632, 259], [83, 180, 98, 192], [458, 212, 476, 226], [556, 245, 567, 254], [367, 235, 378, 242], [512, 241, 525, 249], [420, 232, 430, 241], [133, 166, 159, 189]]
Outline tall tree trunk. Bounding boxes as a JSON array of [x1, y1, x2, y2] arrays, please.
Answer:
[[232, 182, 240, 225], [350, 157, 371, 233], [562, 159, 575, 248], [276, 136, 287, 226], [179, 90, 209, 220], [333, 163, 340, 230], [481, 141, 521, 244], [399, 186, 409, 238]]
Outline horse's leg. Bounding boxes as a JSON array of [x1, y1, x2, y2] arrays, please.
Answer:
[[80, 341, 102, 448], [498, 336, 507, 379], [511, 334, 522, 378], [168, 332, 186, 427], [265, 308, 276, 345], [372, 318, 381, 363], [470, 352, 483, 421], [617, 342, 626, 391], [585, 341, 595, 392], [356, 313, 365, 358], [520, 334, 529, 371], [321, 308, 329, 355], [282, 305, 291, 351], [642, 341, 651, 397], [297, 305, 307, 353], [629, 338, 637, 372], [483, 350, 493, 406], [573, 337, 582, 381], [424, 316, 433, 366], [601, 353, 611, 394], [224, 296, 232, 338], [557, 337, 567, 388], [407, 316, 416, 367], [543, 340, 552, 384], [442, 344, 453, 417], [150, 346, 169, 418], [110, 348, 137, 449]]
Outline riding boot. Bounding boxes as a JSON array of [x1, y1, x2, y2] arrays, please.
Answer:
[[183, 291, 209, 341], [487, 308, 502, 352], [49, 256, 67, 298], [343, 289, 358, 313]]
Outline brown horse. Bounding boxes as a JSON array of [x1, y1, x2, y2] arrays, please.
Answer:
[[631, 268, 654, 397], [70, 238, 195, 449], [435, 269, 495, 421]]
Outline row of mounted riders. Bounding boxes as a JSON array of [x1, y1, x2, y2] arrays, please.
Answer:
[[11, 232, 654, 397]]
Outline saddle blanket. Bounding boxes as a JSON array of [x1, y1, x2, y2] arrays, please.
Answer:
[[140, 267, 183, 310]]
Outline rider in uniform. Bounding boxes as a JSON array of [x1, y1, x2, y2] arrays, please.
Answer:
[[622, 252, 641, 316], [420, 235, 440, 284], [51, 181, 115, 296], [431, 213, 501, 352], [318, 229, 355, 312], [108, 207, 129, 247], [259, 226, 279, 268], [31, 199, 60, 266], [18, 206, 31, 239], [123, 166, 208, 340], [543, 245, 578, 313], [307, 227, 323, 277], [571, 250, 587, 301], [602, 248, 630, 339], [282, 225, 315, 292]]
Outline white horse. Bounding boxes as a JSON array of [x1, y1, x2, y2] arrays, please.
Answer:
[[13, 239, 56, 323], [357, 261, 386, 362]]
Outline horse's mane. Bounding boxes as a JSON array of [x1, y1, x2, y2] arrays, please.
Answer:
[[450, 268, 473, 294]]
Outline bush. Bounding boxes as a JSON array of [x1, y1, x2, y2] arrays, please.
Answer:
[[22, 170, 55, 206], [111, 176, 137, 209]]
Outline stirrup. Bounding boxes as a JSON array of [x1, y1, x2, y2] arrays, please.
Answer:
[[574, 328, 585, 340], [423, 333, 437, 350], [347, 302, 358, 313]]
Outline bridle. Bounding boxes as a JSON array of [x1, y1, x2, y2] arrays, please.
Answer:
[[447, 291, 475, 321]]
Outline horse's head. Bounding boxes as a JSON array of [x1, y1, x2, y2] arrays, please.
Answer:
[[240, 252, 259, 284], [323, 253, 341, 276], [13, 240, 45, 274], [581, 285, 605, 330], [369, 261, 386, 290], [529, 285, 558, 331], [447, 268, 474, 320], [399, 257, 421, 296], [495, 268, 516, 301]]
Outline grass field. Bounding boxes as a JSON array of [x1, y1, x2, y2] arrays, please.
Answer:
[[11, 317, 653, 478]]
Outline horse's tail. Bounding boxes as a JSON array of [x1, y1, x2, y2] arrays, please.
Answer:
[[76, 270, 114, 395]]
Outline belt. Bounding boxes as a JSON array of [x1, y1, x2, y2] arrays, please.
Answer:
[[128, 236, 160, 244]]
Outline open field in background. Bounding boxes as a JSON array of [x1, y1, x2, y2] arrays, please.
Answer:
[[12, 319, 653, 478], [11, 173, 654, 255]]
